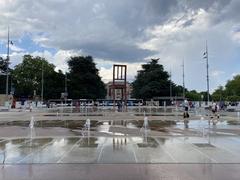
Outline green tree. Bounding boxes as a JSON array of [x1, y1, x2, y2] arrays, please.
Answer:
[[0, 56, 7, 73], [67, 56, 106, 99], [172, 84, 187, 97], [199, 91, 210, 102], [0, 76, 5, 94], [0, 57, 9, 94], [44, 69, 65, 99], [12, 55, 65, 99], [212, 75, 240, 102], [225, 75, 240, 97], [186, 90, 201, 101], [0, 57, 5, 93], [226, 95, 240, 101], [132, 59, 170, 99], [212, 86, 226, 101]]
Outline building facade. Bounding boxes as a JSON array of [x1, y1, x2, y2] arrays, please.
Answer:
[[105, 81, 132, 100]]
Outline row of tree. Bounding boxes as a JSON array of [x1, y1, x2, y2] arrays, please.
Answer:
[[0, 55, 106, 100], [132, 59, 211, 101], [212, 75, 240, 101], [0, 55, 238, 101]]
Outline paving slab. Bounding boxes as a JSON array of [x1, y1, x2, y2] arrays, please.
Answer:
[[1, 164, 240, 180]]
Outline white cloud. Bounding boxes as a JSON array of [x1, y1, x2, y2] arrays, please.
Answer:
[[51, 50, 82, 72], [30, 50, 82, 73], [231, 30, 240, 44], [231, 72, 240, 78], [9, 44, 24, 52], [136, 6, 240, 92], [7, 49, 82, 73], [32, 35, 49, 45], [211, 70, 225, 77], [96, 59, 142, 83], [8, 50, 142, 85]]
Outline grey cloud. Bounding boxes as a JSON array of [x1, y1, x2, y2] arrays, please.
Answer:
[[218, 0, 240, 22], [1, 0, 183, 62], [181, 18, 194, 28], [185, 0, 240, 26], [0, 0, 237, 63], [78, 42, 156, 62], [50, 37, 156, 62], [183, 0, 231, 11]]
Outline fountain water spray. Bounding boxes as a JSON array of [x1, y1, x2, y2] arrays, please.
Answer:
[[142, 112, 149, 143], [86, 118, 90, 145], [29, 116, 34, 130], [175, 104, 178, 119], [29, 116, 35, 146], [82, 119, 91, 137], [143, 116, 148, 131], [200, 115, 205, 137], [86, 118, 91, 131]]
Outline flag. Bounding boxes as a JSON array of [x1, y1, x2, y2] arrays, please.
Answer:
[[203, 51, 207, 59], [10, 41, 13, 45]]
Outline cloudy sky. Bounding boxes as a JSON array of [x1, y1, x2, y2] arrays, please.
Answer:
[[0, 0, 240, 92]]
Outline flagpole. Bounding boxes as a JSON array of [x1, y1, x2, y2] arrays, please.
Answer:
[[169, 69, 172, 101], [206, 41, 210, 104], [182, 59, 185, 99], [41, 52, 44, 106], [6, 26, 10, 96]]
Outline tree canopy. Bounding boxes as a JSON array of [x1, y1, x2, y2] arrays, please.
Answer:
[[212, 75, 240, 101], [132, 59, 171, 99], [12, 55, 65, 99], [0, 56, 12, 94], [1, 54, 210, 102], [0, 57, 7, 94], [67, 56, 106, 99], [185, 90, 202, 101], [0, 56, 7, 73]]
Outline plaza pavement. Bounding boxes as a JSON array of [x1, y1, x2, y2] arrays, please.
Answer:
[[0, 108, 240, 179]]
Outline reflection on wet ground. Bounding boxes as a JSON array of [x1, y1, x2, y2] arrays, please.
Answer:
[[0, 112, 240, 164], [0, 133, 240, 164]]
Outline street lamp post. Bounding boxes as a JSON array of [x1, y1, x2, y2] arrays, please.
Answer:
[[6, 27, 10, 97], [203, 41, 210, 105], [41, 53, 44, 108], [41, 59, 44, 104], [64, 72, 68, 105], [169, 70, 172, 101], [182, 59, 185, 99]]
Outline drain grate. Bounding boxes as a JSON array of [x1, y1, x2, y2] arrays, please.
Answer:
[[193, 143, 215, 148]]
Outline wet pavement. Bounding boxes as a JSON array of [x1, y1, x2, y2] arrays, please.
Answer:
[[0, 134, 240, 164], [1, 164, 240, 180], [0, 109, 240, 179]]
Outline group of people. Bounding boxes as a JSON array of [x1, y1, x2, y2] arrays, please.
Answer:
[[183, 99, 220, 127], [210, 102, 220, 125], [117, 101, 123, 112], [211, 102, 220, 117]]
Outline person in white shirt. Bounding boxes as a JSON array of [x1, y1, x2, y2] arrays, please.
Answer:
[[183, 99, 189, 118]]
